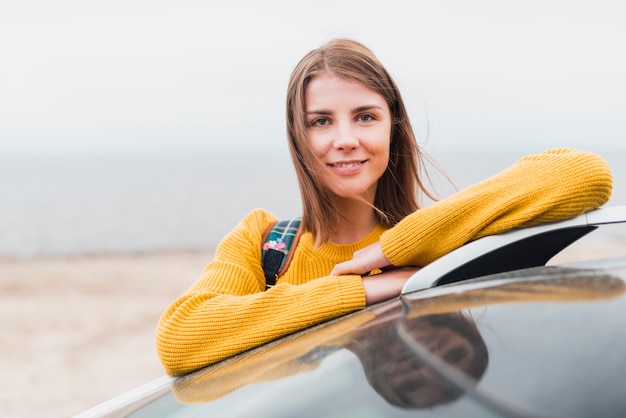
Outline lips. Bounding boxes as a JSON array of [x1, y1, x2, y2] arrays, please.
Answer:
[[327, 160, 368, 175], [329, 160, 366, 168]]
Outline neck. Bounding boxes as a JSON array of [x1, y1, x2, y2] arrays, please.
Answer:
[[330, 198, 379, 244]]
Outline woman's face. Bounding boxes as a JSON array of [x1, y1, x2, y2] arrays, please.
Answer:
[[304, 71, 392, 203]]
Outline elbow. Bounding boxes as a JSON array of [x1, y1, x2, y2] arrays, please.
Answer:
[[155, 309, 212, 376], [155, 294, 238, 376], [155, 302, 231, 376], [581, 151, 613, 208], [552, 149, 613, 211], [535, 148, 613, 208], [156, 321, 193, 376]]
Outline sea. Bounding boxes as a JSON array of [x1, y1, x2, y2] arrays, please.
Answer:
[[1, 149, 625, 259]]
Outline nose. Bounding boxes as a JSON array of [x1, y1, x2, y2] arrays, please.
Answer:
[[333, 123, 359, 151]]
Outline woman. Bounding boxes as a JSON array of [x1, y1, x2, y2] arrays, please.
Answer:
[[156, 39, 612, 376]]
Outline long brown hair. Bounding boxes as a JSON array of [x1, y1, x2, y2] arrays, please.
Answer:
[[286, 39, 434, 244]]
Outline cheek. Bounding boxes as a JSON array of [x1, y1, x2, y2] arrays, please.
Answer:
[[369, 126, 392, 162], [381, 141, 391, 162], [306, 131, 331, 158]]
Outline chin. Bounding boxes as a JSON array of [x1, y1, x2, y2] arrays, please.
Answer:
[[332, 187, 376, 202]]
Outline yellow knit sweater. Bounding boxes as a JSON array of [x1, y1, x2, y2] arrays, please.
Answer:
[[156, 148, 612, 375]]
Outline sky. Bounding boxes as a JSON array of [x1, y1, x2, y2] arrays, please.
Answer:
[[1, 0, 625, 157]]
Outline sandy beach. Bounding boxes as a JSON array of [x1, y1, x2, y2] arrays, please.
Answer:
[[2, 230, 626, 418], [0, 250, 212, 418]]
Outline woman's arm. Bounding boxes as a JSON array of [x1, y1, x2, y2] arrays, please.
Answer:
[[156, 209, 366, 376], [361, 266, 420, 305], [333, 148, 612, 274]]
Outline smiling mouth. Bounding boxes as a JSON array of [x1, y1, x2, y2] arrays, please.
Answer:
[[329, 160, 366, 168]]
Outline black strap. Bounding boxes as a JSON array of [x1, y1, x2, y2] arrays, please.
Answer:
[[263, 249, 284, 288], [261, 218, 302, 289]]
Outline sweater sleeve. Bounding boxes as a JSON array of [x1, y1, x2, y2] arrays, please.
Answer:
[[380, 148, 613, 267], [156, 209, 365, 376]]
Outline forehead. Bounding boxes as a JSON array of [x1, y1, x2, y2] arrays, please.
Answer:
[[305, 71, 386, 110]]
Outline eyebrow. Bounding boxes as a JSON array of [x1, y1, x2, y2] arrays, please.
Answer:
[[305, 105, 385, 115]]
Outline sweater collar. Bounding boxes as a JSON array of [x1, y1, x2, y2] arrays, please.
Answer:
[[302, 223, 389, 260]]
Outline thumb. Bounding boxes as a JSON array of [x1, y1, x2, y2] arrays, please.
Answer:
[[330, 242, 391, 276], [331, 258, 371, 276]]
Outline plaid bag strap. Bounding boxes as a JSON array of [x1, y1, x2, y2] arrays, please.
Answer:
[[262, 218, 302, 289]]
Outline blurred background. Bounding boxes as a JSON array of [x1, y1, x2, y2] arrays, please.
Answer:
[[1, 1, 625, 416], [1, 0, 625, 257]]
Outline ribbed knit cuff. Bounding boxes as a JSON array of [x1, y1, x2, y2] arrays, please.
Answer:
[[334, 274, 367, 312]]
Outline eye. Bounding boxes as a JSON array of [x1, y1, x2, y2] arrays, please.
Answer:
[[309, 117, 331, 127], [357, 113, 375, 122]]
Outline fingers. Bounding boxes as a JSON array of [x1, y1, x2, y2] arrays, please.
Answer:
[[331, 259, 369, 276], [330, 242, 392, 276]]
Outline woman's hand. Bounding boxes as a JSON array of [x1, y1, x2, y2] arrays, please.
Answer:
[[330, 241, 392, 276], [330, 241, 420, 306]]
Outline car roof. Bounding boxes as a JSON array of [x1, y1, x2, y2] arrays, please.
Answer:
[[88, 256, 626, 418]]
